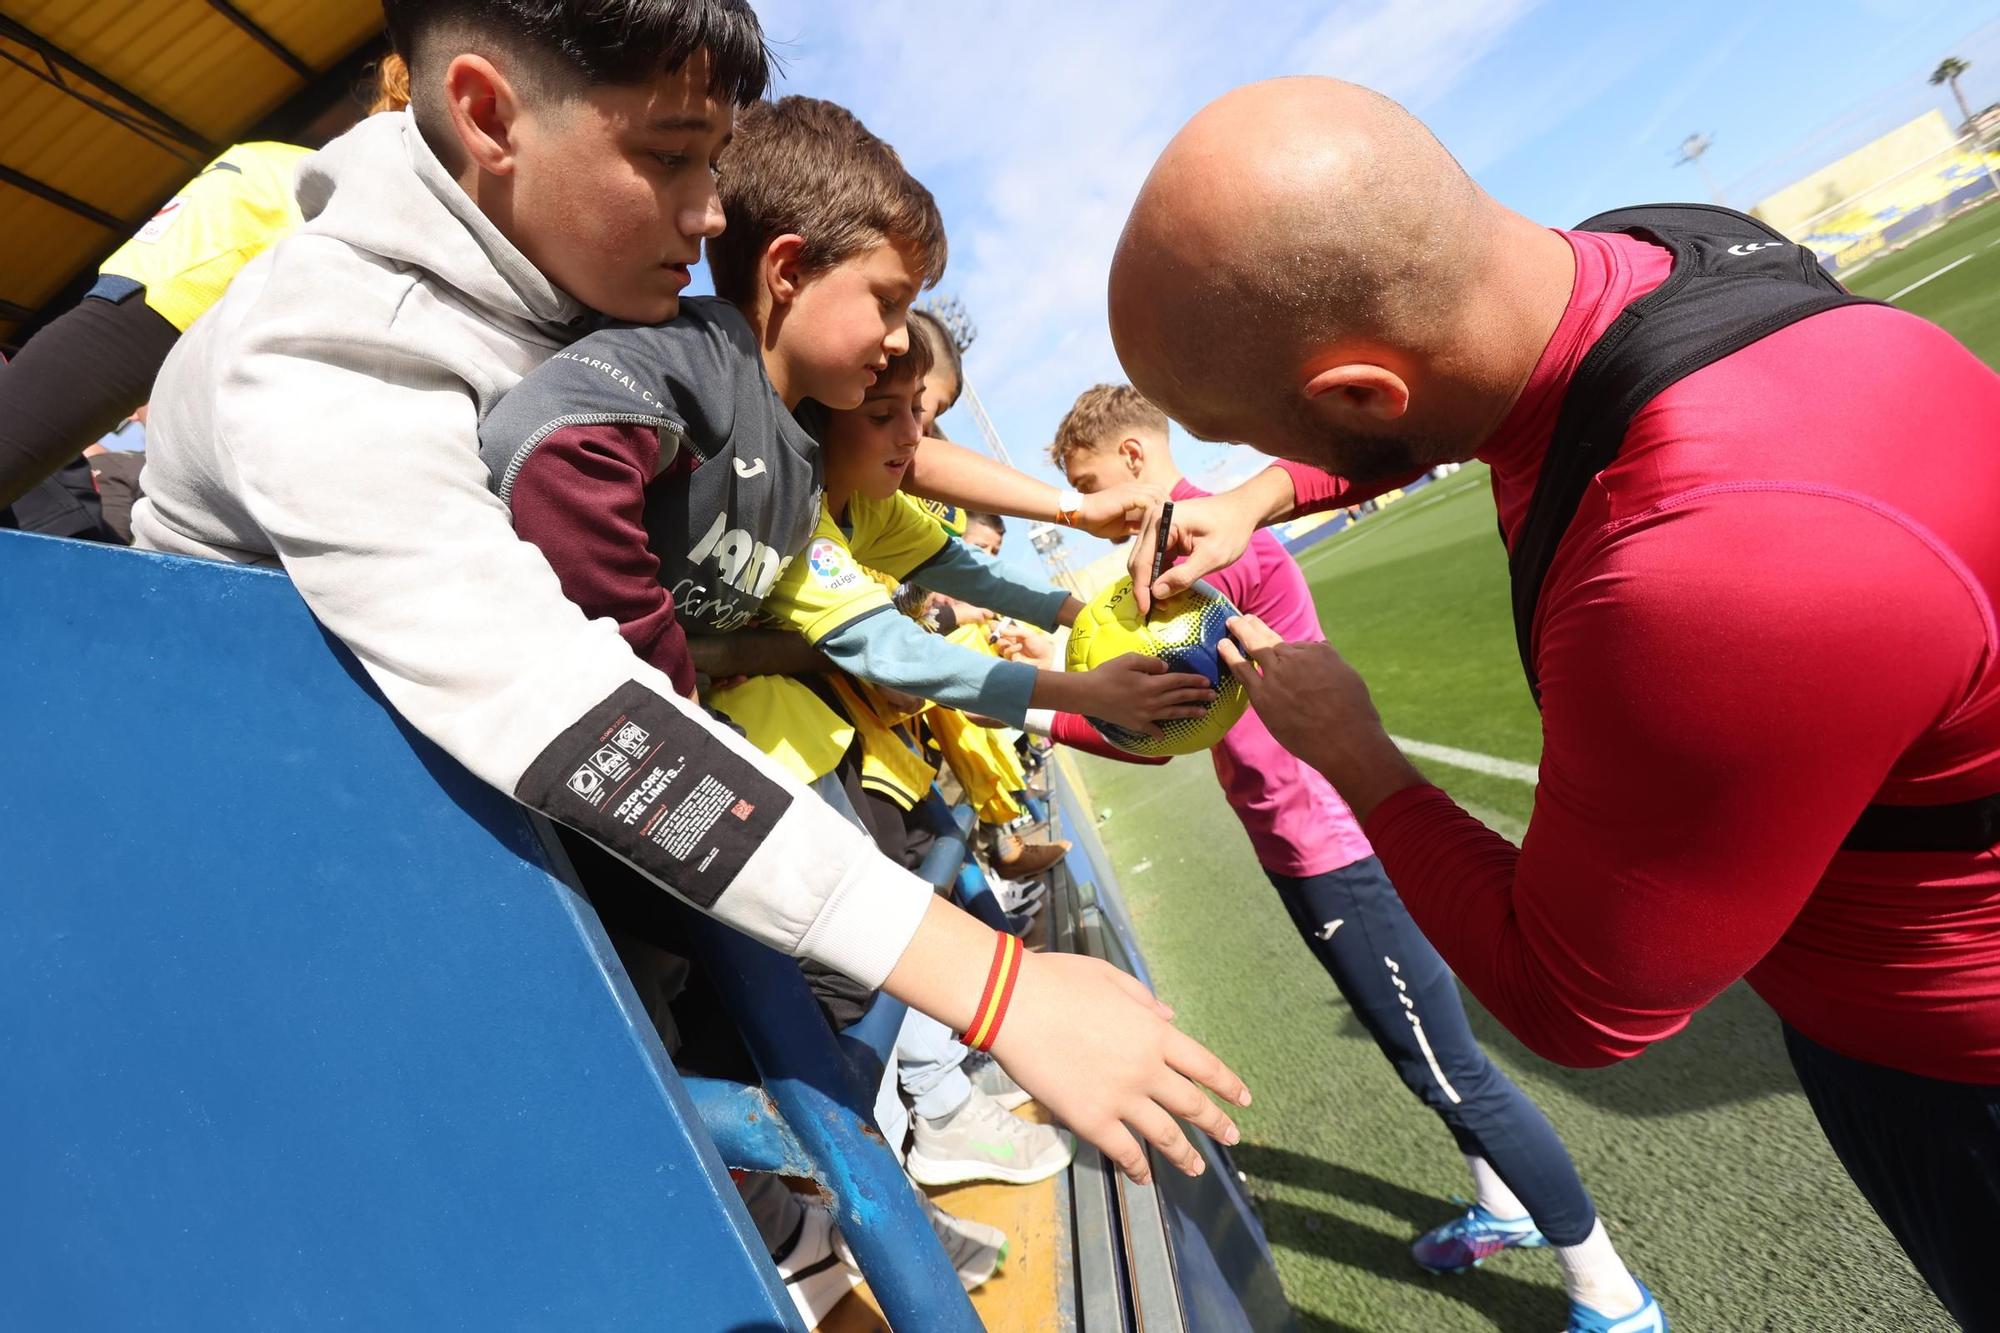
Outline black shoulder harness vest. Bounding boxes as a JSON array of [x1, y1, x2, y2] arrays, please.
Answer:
[[1511, 202, 1997, 853]]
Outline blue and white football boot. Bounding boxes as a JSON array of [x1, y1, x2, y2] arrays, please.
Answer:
[[1565, 1280, 1667, 1333]]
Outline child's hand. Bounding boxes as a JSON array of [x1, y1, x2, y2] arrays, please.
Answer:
[[697, 673, 748, 701], [990, 950, 1250, 1183], [1072, 480, 1167, 539], [994, 625, 1057, 669], [882, 898, 1249, 1187], [1075, 654, 1213, 736]]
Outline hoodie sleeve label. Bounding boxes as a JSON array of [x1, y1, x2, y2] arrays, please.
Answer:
[[516, 680, 791, 907]]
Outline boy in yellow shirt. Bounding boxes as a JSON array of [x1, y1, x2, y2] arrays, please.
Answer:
[[724, 339, 1210, 745]]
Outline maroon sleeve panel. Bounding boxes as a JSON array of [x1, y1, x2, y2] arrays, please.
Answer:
[[508, 421, 695, 698]]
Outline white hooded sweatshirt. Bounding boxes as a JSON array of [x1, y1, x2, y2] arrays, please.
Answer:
[[131, 111, 932, 988]]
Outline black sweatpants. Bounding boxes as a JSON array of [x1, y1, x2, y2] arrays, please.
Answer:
[[1784, 1023, 2000, 1330]]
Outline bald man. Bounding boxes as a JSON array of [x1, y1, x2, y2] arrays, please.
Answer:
[[1115, 77, 2000, 1330]]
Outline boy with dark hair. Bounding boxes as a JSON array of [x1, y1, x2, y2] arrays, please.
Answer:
[[479, 91, 951, 698], [131, 0, 1247, 1220]]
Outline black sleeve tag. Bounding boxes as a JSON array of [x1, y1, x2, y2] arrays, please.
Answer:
[[516, 681, 793, 908]]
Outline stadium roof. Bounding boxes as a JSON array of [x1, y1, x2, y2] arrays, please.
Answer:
[[0, 0, 385, 349]]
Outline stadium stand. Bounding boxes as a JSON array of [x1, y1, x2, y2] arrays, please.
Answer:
[[1753, 110, 2000, 273]]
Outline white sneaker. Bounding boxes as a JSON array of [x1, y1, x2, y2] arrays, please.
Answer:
[[994, 874, 1047, 913], [773, 1200, 863, 1326], [922, 1195, 1009, 1290], [906, 1087, 1075, 1187]]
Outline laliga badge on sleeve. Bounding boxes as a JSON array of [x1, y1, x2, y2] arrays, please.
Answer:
[[807, 537, 861, 591]]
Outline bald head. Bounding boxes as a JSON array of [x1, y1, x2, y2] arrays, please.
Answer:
[[1110, 78, 1551, 477]]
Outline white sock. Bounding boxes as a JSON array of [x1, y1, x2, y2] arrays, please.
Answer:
[[1465, 1154, 1530, 1221], [1554, 1219, 1645, 1316]]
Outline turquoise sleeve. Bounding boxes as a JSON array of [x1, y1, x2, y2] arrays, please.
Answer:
[[817, 608, 1038, 724]]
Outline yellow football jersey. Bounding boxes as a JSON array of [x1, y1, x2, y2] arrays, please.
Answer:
[[762, 492, 952, 645], [708, 494, 958, 786], [705, 675, 855, 786], [909, 495, 967, 536], [96, 142, 311, 333]]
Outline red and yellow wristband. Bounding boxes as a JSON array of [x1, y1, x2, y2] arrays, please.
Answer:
[[962, 931, 1023, 1053]]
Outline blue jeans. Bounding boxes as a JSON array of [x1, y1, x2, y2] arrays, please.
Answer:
[[1269, 857, 1598, 1245]]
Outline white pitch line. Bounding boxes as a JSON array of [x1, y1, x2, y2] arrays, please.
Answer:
[[1886, 253, 1973, 302], [1391, 735, 1538, 784]]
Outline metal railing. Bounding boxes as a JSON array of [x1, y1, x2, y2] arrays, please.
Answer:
[[677, 785, 996, 1332]]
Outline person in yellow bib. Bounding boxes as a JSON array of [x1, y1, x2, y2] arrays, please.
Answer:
[[88, 141, 314, 337], [0, 60, 411, 533]]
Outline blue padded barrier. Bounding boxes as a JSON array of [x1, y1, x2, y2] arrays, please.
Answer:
[[670, 903, 980, 1331], [0, 531, 801, 1331]]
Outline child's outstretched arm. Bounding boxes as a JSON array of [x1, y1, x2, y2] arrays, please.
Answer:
[[906, 434, 1160, 540], [998, 626, 1171, 766], [817, 604, 1209, 738], [1024, 708, 1172, 765]]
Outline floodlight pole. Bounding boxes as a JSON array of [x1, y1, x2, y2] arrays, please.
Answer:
[[1029, 523, 1082, 595], [920, 295, 1075, 586], [1675, 132, 1724, 205], [955, 378, 1019, 471]]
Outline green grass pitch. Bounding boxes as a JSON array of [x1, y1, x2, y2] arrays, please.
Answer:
[[1072, 218, 1998, 1328], [1844, 197, 2000, 367]]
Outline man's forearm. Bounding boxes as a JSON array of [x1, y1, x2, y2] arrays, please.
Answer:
[[1233, 465, 1301, 527], [1299, 723, 1429, 823], [1271, 459, 1426, 517]]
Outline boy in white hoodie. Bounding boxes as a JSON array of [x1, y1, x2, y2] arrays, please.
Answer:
[[128, 0, 1247, 1187]]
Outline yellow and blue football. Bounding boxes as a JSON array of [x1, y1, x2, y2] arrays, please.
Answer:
[[1065, 576, 1250, 756]]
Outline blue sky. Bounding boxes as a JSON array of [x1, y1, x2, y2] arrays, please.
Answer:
[[712, 0, 2000, 570]]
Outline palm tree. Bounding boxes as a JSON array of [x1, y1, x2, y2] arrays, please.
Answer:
[[1932, 56, 1974, 129]]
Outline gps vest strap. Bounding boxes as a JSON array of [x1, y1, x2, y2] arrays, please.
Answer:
[[1511, 202, 2000, 854]]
